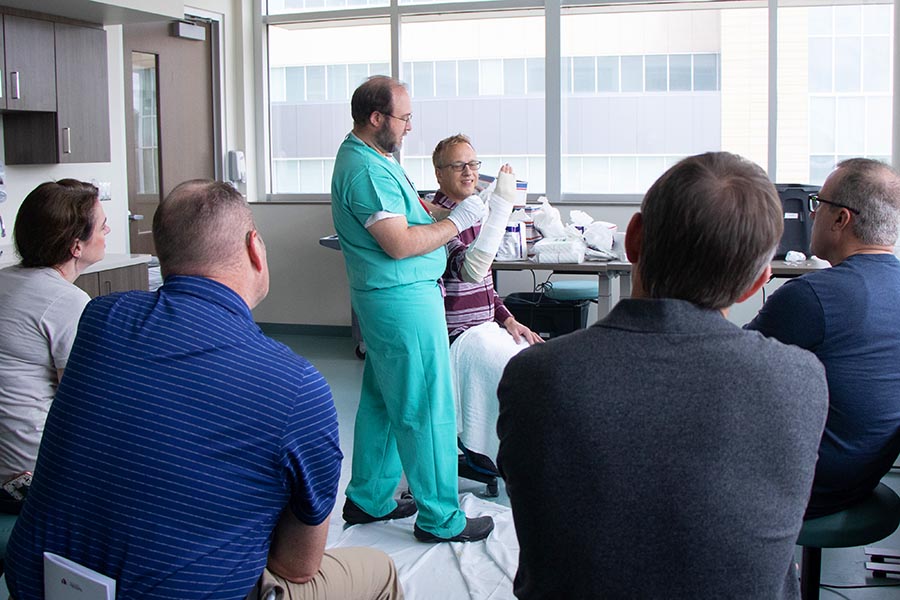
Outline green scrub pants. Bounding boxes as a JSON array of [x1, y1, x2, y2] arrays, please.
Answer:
[[346, 281, 467, 538]]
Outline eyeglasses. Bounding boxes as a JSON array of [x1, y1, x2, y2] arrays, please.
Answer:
[[383, 112, 413, 123], [442, 160, 482, 172], [808, 194, 860, 215]]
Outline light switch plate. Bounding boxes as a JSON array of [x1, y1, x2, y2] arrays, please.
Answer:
[[97, 181, 111, 201]]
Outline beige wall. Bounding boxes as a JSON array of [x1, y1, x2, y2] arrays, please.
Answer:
[[251, 202, 644, 327], [249, 198, 777, 328], [251, 202, 353, 326]]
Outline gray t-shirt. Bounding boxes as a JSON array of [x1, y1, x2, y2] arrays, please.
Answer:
[[0, 265, 90, 481]]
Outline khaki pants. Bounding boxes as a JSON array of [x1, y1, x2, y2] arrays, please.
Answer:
[[244, 547, 403, 600]]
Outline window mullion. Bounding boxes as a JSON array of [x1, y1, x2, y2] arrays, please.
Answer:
[[768, 0, 778, 179], [546, 0, 562, 201]]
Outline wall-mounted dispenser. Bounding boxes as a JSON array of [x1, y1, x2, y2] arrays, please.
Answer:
[[226, 150, 246, 184]]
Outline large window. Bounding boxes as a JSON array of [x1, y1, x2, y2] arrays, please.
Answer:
[[268, 22, 390, 194], [561, 10, 740, 194], [777, 4, 892, 185], [400, 16, 545, 192], [262, 0, 894, 200]]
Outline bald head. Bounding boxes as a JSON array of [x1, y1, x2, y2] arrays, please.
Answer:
[[153, 180, 255, 278]]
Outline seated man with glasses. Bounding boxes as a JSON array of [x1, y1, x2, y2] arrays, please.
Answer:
[[747, 158, 900, 518], [429, 134, 542, 478]]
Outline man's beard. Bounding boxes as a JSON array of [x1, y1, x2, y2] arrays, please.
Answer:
[[374, 121, 401, 154]]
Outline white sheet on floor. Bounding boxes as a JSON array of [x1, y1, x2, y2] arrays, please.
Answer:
[[327, 494, 518, 599], [451, 322, 529, 459]]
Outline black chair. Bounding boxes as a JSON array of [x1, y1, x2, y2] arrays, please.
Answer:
[[457, 439, 499, 497]]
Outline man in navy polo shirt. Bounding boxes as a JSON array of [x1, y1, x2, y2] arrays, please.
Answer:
[[747, 158, 900, 518], [6, 180, 402, 600]]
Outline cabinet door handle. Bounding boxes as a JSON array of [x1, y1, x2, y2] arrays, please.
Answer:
[[10, 72, 19, 100], [62, 127, 72, 154], [0, 69, 4, 100]]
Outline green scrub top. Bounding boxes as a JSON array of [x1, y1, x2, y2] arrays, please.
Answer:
[[331, 133, 447, 291]]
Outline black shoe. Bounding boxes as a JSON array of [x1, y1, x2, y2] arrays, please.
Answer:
[[413, 516, 495, 543], [342, 496, 418, 525]]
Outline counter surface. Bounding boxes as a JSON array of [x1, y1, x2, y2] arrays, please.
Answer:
[[0, 253, 152, 273]]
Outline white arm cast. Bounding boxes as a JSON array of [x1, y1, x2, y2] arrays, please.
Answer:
[[461, 171, 516, 283]]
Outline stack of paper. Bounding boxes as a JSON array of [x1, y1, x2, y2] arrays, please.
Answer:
[[44, 552, 116, 600]]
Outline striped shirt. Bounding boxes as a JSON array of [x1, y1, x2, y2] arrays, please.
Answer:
[[432, 191, 513, 338], [6, 276, 342, 600]]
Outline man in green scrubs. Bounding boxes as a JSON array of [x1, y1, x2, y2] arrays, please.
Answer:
[[331, 75, 495, 543]]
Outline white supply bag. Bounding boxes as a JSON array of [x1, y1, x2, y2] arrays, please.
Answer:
[[583, 220, 617, 252], [532, 237, 587, 263], [495, 222, 528, 261], [532, 197, 568, 239]]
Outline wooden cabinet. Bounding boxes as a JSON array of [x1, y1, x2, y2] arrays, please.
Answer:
[[1, 12, 110, 165], [99, 264, 148, 296], [3, 15, 56, 112], [55, 23, 110, 163], [74, 264, 149, 299], [72, 270, 100, 297]]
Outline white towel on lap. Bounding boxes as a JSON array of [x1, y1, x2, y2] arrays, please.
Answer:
[[451, 322, 529, 459]]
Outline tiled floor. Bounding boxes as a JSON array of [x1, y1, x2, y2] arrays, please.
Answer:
[[272, 332, 900, 600]]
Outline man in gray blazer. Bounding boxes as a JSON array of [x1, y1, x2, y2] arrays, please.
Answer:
[[497, 152, 829, 599]]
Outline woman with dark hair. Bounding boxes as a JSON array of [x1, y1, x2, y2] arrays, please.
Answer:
[[0, 179, 109, 514]]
